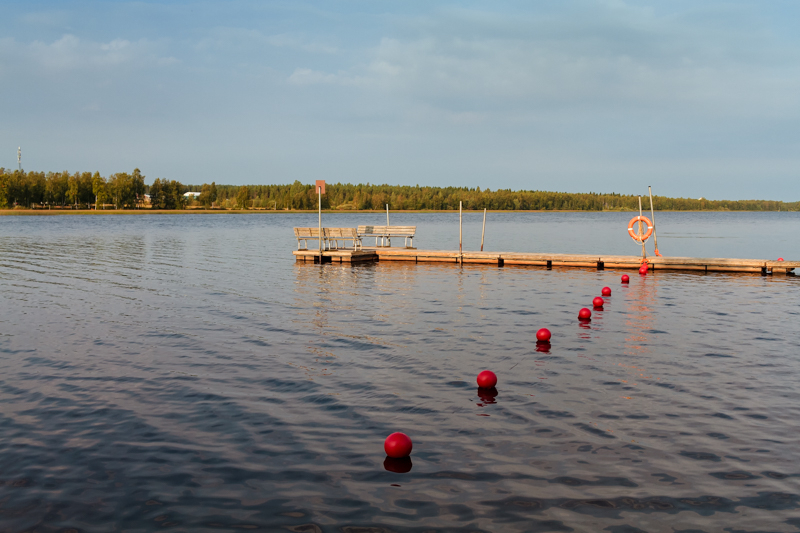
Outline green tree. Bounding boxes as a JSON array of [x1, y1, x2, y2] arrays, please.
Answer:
[[66, 172, 80, 208], [149, 178, 164, 209], [168, 180, 187, 209], [131, 168, 146, 208], [199, 181, 218, 208], [236, 185, 251, 209], [149, 178, 186, 209], [0, 169, 8, 209], [78, 172, 95, 207], [44, 171, 68, 207], [92, 173, 108, 209]]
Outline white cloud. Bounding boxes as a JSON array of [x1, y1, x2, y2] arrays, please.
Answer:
[[287, 67, 368, 87], [1, 34, 174, 74], [196, 27, 338, 55], [285, 4, 800, 121]]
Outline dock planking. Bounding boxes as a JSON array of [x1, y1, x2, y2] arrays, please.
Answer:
[[293, 248, 798, 274]]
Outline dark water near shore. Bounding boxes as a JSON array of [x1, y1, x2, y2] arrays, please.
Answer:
[[1, 212, 799, 532]]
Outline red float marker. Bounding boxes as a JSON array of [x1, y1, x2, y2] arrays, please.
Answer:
[[384, 432, 413, 458], [601, 287, 611, 296], [621, 274, 630, 283], [639, 264, 648, 275], [477, 370, 498, 389], [578, 308, 592, 320], [778, 258, 784, 262], [592, 296, 604, 309], [536, 328, 551, 342]]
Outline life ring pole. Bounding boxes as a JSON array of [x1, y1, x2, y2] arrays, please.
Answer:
[[638, 196, 646, 260], [648, 186, 662, 257]]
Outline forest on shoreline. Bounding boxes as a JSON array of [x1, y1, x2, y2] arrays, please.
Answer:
[[1, 168, 798, 212]]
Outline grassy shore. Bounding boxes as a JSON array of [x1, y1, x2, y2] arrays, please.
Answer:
[[3, 207, 795, 216]]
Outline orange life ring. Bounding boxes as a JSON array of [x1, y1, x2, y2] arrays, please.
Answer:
[[627, 215, 653, 243]]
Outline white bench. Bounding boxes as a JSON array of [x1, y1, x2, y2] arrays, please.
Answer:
[[357, 225, 416, 248], [294, 227, 362, 250], [324, 227, 362, 250], [294, 227, 322, 250]]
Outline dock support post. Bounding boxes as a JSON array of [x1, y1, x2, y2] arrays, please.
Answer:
[[481, 208, 486, 251], [459, 201, 463, 265]]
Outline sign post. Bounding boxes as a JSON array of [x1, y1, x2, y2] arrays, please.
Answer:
[[316, 180, 325, 261]]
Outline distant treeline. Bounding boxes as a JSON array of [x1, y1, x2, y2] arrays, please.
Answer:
[[0, 168, 147, 209], [201, 182, 799, 211], [2, 168, 798, 211]]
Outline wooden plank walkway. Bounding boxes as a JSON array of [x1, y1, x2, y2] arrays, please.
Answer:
[[293, 248, 798, 274]]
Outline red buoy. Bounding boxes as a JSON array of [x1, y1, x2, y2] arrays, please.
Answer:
[[639, 264, 648, 275], [578, 308, 592, 320], [601, 287, 611, 296], [477, 370, 498, 389], [536, 328, 551, 342], [592, 296, 604, 308], [778, 258, 784, 262], [621, 274, 630, 283], [384, 432, 413, 458]]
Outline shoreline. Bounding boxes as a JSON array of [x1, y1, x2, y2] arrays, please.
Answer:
[[1, 208, 797, 216]]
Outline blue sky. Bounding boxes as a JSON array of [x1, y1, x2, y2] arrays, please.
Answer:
[[2, 1, 799, 200]]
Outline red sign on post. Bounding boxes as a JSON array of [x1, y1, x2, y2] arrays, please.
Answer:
[[315, 180, 326, 194]]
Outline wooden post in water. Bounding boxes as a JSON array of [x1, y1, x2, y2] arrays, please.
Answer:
[[316, 180, 326, 261], [638, 196, 646, 260], [459, 201, 463, 265], [480, 208, 486, 252], [648, 186, 662, 256]]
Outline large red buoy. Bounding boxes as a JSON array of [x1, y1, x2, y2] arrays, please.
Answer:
[[592, 296, 604, 309], [621, 274, 630, 283], [601, 287, 611, 296], [578, 308, 592, 320], [384, 432, 413, 458], [477, 370, 498, 389], [639, 264, 648, 275], [536, 328, 551, 342]]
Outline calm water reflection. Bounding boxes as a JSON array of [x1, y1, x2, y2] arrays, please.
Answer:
[[0, 213, 799, 532]]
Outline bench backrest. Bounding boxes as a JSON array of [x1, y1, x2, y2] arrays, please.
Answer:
[[357, 225, 416, 236], [294, 227, 321, 238], [324, 227, 358, 238]]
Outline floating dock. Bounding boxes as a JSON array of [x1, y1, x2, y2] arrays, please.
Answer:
[[293, 248, 797, 275]]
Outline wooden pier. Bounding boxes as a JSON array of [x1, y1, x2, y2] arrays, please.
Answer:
[[293, 248, 798, 275]]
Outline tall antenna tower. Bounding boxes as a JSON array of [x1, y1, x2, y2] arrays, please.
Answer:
[[17, 147, 21, 171]]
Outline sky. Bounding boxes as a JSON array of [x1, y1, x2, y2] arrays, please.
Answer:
[[1, 1, 799, 200]]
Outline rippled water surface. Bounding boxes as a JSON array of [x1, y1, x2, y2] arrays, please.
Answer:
[[1, 212, 799, 532]]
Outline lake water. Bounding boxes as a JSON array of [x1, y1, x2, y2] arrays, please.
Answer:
[[1, 212, 799, 532]]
